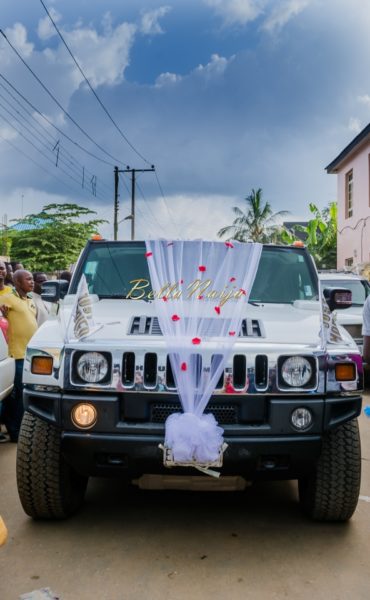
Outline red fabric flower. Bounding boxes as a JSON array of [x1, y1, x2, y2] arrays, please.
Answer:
[[229, 331, 236, 336], [180, 279, 184, 284], [181, 362, 187, 371], [171, 314, 180, 321], [239, 288, 247, 296], [198, 295, 204, 300], [225, 242, 234, 248], [162, 296, 168, 302], [214, 306, 221, 315], [145, 251, 153, 258], [198, 265, 206, 272], [192, 337, 201, 345], [230, 277, 236, 282]]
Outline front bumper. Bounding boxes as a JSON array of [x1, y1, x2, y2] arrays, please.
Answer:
[[23, 388, 362, 478]]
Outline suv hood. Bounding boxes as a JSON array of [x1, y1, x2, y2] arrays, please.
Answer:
[[31, 298, 330, 349]]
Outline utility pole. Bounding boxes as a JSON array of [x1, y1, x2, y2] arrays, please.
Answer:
[[114, 165, 155, 240], [113, 166, 119, 241]]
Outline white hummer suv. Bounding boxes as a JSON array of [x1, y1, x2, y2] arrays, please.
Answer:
[[16, 241, 363, 522]]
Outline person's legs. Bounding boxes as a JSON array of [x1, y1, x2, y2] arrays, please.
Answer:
[[2, 359, 24, 442]]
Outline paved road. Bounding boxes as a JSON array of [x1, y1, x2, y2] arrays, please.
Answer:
[[1, 400, 370, 600]]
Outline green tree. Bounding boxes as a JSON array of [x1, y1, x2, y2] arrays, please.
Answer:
[[292, 202, 337, 269], [10, 203, 107, 271], [217, 188, 289, 242]]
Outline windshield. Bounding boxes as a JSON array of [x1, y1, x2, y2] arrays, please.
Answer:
[[320, 279, 370, 306], [71, 242, 318, 304]]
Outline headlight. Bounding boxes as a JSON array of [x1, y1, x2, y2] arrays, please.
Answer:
[[281, 356, 312, 387], [76, 352, 109, 383]]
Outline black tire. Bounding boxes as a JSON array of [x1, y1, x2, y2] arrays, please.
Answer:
[[16, 411, 88, 519], [299, 419, 361, 522]]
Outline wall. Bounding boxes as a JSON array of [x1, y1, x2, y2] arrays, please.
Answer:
[[337, 139, 370, 269]]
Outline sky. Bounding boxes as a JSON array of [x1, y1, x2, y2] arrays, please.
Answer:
[[1, 0, 370, 241]]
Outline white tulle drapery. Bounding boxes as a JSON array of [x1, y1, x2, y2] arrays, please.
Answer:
[[145, 239, 262, 466]]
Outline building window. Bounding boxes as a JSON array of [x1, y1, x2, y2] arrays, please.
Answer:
[[345, 257, 353, 267], [345, 169, 353, 218]]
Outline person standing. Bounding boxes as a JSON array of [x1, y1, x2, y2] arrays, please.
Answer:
[[10, 261, 24, 272], [0, 261, 12, 296], [363, 295, 370, 364], [0, 270, 37, 442], [32, 272, 50, 326], [0, 261, 13, 441], [4, 263, 13, 286]]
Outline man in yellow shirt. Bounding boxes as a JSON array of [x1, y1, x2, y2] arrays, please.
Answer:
[[1, 270, 37, 442]]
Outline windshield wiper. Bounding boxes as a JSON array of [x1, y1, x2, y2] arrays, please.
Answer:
[[98, 294, 131, 299]]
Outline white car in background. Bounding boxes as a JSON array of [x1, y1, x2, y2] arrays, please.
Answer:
[[319, 272, 370, 354], [0, 316, 14, 401]]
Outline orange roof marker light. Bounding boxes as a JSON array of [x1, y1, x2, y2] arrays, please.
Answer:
[[292, 240, 305, 247], [91, 233, 103, 240]]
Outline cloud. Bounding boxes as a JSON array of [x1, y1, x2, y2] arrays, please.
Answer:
[[3, 23, 33, 58], [65, 22, 137, 87], [195, 53, 233, 76], [204, 0, 312, 31], [37, 8, 62, 41], [43, 18, 137, 88], [204, 0, 265, 26], [0, 124, 18, 142], [127, 194, 244, 241], [155, 53, 233, 87], [155, 72, 182, 87], [140, 6, 172, 35], [358, 94, 370, 108], [348, 117, 362, 134], [262, 0, 311, 32]]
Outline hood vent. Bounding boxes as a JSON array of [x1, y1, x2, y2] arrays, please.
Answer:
[[129, 316, 264, 338]]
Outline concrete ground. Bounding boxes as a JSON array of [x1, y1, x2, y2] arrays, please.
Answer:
[[1, 397, 370, 600]]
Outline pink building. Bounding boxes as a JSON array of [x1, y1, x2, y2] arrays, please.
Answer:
[[326, 124, 370, 270]]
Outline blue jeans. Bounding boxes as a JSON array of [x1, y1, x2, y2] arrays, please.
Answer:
[[1, 359, 24, 441]]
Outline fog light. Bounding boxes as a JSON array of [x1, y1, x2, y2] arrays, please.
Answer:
[[291, 407, 312, 430], [71, 403, 97, 429]]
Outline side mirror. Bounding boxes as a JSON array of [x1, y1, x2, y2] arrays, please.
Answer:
[[41, 280, 70, 303], [323, 287, 352, 311]]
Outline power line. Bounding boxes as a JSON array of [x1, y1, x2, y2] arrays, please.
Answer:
[[0, 111, 108, 203], [0, 72, 114, 167], [135, 179, 166, 234], [39, 0, 152, 166], [154, 169, 181, 236], [0, 81, 113, 195], [0, 130, 95, 202], [119, 174, 160, 236], [0, 28, 124, 166]]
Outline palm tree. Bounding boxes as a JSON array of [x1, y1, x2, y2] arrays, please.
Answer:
[[217, 188, 290, 243]]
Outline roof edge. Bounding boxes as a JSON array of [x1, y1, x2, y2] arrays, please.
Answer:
[[326, 122, 370, 173]]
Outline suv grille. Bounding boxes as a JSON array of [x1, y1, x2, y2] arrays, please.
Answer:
[[151, 403, 238, 424]]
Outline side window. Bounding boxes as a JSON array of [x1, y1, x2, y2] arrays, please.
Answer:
[[345, 169, 353, 218]]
